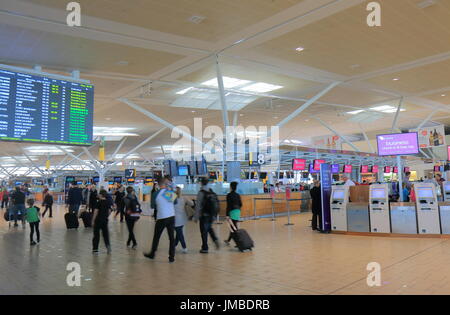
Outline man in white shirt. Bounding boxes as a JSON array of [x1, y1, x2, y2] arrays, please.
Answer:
[[144, 177, 176, 263], [343, 176, 356, 187]]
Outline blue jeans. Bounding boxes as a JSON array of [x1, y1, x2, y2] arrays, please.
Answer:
[[69, 203, 81, 216], [13, 204, 26, 224], [175, 226, 186, 249], [199, 217, 218, 251]]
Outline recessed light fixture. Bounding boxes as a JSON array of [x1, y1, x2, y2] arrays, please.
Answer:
[[191, 110, 196, 113], [105, 117, 112, 121], [240, 114, 244, 117], [188, 15, 206, 24], [116, 61, 129, 66], [393, 78, 400, 81], [347, 110, 365, 115], [273, 116, 278, 119], [441, 94, 446, 97], [295, 46, 305, 52]]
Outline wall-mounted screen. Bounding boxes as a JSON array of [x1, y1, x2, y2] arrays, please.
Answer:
[[384, 166, 391, 173], [360, 165, 369, 173], [376, 132, 419, 156], [404, 167, 410, 173], [0, 69, 94, 146], [292, 158, 306, 171], [178, 165, 189, 176], [343, 165, 352, 173], [113, 176, 122, 183], [371, 188, 386, 199], [417, 187, 434, 199], [332, 190, 345, 200], [393, 167, 398, 174], [313, 159, 326, 171], [309, 163, 319, 174], [331, 164, 340, 173], [371, 165, 379, 173]]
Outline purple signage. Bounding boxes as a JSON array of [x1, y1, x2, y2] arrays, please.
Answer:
[[331, 164, 340, 173], [309, 163, 319, 174], [377, 133, 419, 156], [320, 163, 332, 232]]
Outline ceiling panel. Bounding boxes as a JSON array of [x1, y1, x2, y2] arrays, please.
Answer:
[[251, 0, 450, 76], [22, 0, 305, 42]]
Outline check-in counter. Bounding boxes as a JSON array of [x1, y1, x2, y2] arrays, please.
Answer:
[[439, 202, 450, 234], [347, 202, 370, 232], [390, 202, 418, 234]]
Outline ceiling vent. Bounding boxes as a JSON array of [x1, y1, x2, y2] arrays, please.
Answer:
[[417, 0, 437, 9], [188, 15, 206, 24]]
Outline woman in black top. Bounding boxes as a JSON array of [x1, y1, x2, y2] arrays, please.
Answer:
[[92, 190, 111, 254], [123, 186, 141, 249], [225, 182, 243, 245]]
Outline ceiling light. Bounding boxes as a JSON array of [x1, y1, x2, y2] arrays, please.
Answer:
[[116, 61, 129, 66], [201, 77, 251, 89], [241, 83, 283, 93], [417, 0, 437, 9], [393, 78, 400, 81], [441, 94, 446, 97], [347, 110, 365, 115], [295, 46, 305, 52], [370, 105, 406, 113], [176, 87, 194, 95], [188, 15, 206, 24]]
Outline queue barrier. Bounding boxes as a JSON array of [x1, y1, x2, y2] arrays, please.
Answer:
[[252, 197, 312, 225]]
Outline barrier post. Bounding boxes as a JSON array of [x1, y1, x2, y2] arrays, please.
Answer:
[[253, 198, 260, 220], [285, 186, 294, 226], [270, 188, 276, 221]]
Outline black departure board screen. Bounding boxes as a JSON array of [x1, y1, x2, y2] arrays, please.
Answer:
[[0, 69, 94, 146]]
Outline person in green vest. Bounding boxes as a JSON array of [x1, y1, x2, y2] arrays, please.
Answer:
[[26, 199, 41, 246], [225, 182, 242, 246]]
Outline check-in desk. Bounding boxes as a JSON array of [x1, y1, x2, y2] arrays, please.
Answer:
[[390, 202, 418, 234], [439, 202, 450, 234], [347, 202, 370, 232]]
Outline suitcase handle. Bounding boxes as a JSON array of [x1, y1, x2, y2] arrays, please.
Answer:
[[226, 217, 238, 232]]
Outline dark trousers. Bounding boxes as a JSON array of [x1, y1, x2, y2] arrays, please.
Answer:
[[115, 203, 125, 222], [150, 216, 175, 259], [125, 216, 137, 246], [29, 222, 40, 243], [1, 199, 8, 209], [92, 220, 110, 250], [175, 226, 186, 249], [69, 203, 81, 216], [42, 205, 52, 218], [312, 212, 322, 230], [199, 217, 218, 251], [227, 219, 239, 242]]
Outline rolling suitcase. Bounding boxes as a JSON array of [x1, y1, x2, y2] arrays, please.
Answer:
[[227, 218, 254, 252], [65, 212, 79, 229], [80, 211, 92, 228]]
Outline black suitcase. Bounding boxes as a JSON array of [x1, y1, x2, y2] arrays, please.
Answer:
[[80, 211, 92, 228], [227, 219, 254, 252], [65, 213, 79, 229]]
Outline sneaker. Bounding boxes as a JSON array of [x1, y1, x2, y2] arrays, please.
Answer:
[[107, 246, 112, 254], [182, 248, 188, 253], [144, 252, 155, 259], [199, 249, 209, 254], [92, 250, 99, 254], [131, 244, 138, 250], [224, 240, 230, 246], [169, 257, 175, 263], [30, 241, 37, 246]]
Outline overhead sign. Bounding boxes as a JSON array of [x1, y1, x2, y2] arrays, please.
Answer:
[[125, 169, 136, 178], [292, 159, 306, 171], [410, 125, 446, 149], [320, 163, 332, 232], [377, 133, 419, 156]]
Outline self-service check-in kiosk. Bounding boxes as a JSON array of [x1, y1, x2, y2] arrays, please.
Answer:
[[414, 183, 441, 234], [443, 182, 450, 202], [369, 184, 391, 233], [330, 186, 349, 231]]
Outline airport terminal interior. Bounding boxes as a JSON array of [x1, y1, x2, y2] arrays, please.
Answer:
[[1, 0, 450, 296]]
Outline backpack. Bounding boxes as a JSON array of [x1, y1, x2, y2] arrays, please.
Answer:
[[202, 190, 219, 218]]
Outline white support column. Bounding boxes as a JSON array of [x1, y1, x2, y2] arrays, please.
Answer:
[[313, 116, 361, 152], [215, 55, 230, 128], [391, 97, 404, 133], [111, 137, 128, 159], [82, 147, 100, 170], [359, 123, 375, 153], [277, 81, 340, 128], [59, 147, 95, 169], [416, 109, 440, 131], [233, 111, 239, 127]]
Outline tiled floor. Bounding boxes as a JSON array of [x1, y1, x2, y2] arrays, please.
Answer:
[[1, 205, 450, 295]]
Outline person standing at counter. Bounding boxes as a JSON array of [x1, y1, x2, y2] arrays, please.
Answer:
[[402, 183, 410, 202], [225, 182, 242, 246], [404, 172, 412, 190], [309, 180, 322, 232], [343, 176, 355, 187]]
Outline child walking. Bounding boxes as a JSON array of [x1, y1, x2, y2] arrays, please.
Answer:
[[26, 199, 40, 246]]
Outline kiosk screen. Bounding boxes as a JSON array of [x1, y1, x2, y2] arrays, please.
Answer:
[[332, 190, 345, 200], [372, 188, 385, 199], [417, 187, 434, 199]]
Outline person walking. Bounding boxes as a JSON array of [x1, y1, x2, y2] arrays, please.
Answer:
[[11, 186, 26, 227], [114, 186, 126, 222], [123, 186, 141, 249], [1, 188, 9, 209], [42, 190, 54, 218], [194, 178, 220, 254], [144, 177, 177, 263], [92, 190, 112, 254], [224, 182, 242, 246], [26, 199, 40, 246], [67, 183, 83, 216], [88, 185, 98, 213], [150, 181, 160, 220], [309, 180, 322, 231], [174, 186, 194, 253]]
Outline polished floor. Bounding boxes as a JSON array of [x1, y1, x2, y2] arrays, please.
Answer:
[[1, 205, 450, 295]]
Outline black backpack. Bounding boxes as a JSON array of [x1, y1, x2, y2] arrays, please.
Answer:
[[202, 190, 219, 217]]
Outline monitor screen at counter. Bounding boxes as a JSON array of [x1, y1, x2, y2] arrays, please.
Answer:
[[332, 190, 345, 200], [417, 187, 434, 198], [445, 184, 450, 192], [371, 188, 385, 199]]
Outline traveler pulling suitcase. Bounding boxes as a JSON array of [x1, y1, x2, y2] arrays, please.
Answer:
[[226, 218, 254, 252], [65, 212, 79, 229], [80, 211, 92, 228]]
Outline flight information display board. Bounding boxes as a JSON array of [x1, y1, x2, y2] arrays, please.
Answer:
[[0, 69, 94, 146]]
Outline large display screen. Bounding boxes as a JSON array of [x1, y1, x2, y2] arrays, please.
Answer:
[[331, 164, 340, 173], [376, 133, 419, 156], [371, 188, 386, 199], [292, 158, 306, 171], [313, 159, 326, 171], [0, 69, 94, 146], [371, 165, 379, 173], [178, 165, 189, 176], [417, 187, 434, 199], [361, 165, 369, 173], [332, 190, 345, 200], [344, 165, 352, 173]]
